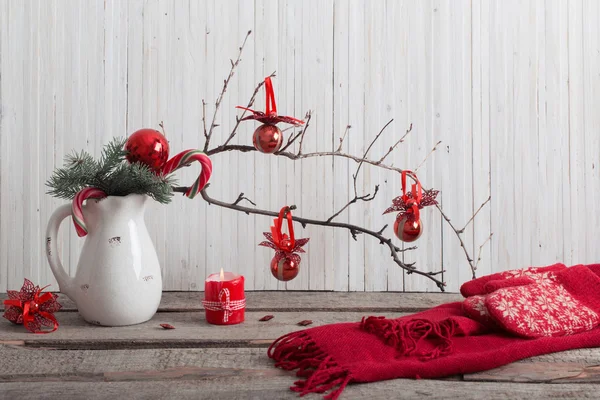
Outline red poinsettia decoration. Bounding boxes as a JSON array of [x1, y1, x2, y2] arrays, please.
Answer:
[[383, 171, 439, 221], [3, 279, 61, 333], [259, 231, 310, 265], [236, 77, 304, 126], [259, 206, 309, 281]]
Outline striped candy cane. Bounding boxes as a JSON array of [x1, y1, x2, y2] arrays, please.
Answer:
[[72, 187, 107, 237], [161, 150, 213, 199]]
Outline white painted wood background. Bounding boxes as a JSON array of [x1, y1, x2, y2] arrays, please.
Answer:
[[0, 0, 598, 293]]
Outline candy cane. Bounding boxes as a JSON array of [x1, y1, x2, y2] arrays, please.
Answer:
[[72, 187, 107, 237], [161, 150, 213, 199]]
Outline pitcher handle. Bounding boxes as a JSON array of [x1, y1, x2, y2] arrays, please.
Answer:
[[45, 204, 75, 296]]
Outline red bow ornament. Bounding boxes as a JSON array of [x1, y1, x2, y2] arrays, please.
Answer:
[[3, 279, 61, 333], [237, 77, 304, 154], [383, 171, 439, 242], [259, 207, 309, 281]]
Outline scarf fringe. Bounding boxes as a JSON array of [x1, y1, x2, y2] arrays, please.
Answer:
[[361, 316, 458, 360], [268, 331, 352, 400]]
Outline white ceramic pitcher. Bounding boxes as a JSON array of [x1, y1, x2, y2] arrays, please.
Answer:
[[45, 194, 162, 326]]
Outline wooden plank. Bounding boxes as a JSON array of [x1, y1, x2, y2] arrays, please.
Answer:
[[2, 345, 600, 383], [0, 311, 410, 347], [2, 377, 600, 400], [0, 291, 463, 312]]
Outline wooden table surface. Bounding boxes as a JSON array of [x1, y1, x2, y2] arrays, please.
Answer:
[[1, 292, 600, 399]]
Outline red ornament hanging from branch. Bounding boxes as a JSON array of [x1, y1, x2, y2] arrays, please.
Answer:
[[259, 206, 309, 281], [383, 171, 439, 243], [2, 279, 62, 334], [236, 77, 304, 154]]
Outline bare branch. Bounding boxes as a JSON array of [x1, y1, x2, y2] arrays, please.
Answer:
[[221, 71, 277, 148], [203, 30, 252, 151], [475, 233, 494, 272], [232, 192, 257, 207], [378, 123, 413, 164], [193, 186, 446, 291], [414, 140, 442, 172], [296, 112, 313, 155], [327, 185, 379, 223], [436, 203, 475, 277], [461, 195, 491, 233], [202, 100, 208, 143], [336, 125, 352, 152], [353, 119, 394, 196], [279, 111, 312, 153], [159, 121, 166, 137]]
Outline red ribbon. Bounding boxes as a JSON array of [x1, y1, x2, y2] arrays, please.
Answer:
[[401, 170, 423, 220], [265, 77, 277, 116], [3, 286, 58, 334], [271, 206, 295, 252]]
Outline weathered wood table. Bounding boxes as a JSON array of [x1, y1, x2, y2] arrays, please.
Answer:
[[1, 292, 600, 399]]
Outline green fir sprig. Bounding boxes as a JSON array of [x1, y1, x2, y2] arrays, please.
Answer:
[[46, 137, 176, 204]]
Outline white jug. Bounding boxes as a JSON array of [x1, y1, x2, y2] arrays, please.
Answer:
[[45, 194, 162, 326]]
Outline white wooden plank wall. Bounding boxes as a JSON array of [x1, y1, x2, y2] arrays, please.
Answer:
[[0, 0, 598, 292]]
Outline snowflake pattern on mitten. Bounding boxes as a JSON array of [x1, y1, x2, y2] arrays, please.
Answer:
[[485, 282, 599, 337], [500, 267, 560, 285]]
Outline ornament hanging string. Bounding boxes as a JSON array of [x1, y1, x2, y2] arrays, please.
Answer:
[[401, 170, 423, 220], [3, 286, 59, 334], [271, 206, 295, 252], [235, 77, 304, 126], [264, 77, 277, 115]]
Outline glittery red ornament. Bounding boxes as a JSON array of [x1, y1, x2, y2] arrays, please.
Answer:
[[394, 215, 423, 243], [253, 124, 283, 154], [259, 207, 309, 282], [270, 253, 301, 281], [237, 77, 304, 154], [384, 170, 438, 243], [125, 128, 170, 171]]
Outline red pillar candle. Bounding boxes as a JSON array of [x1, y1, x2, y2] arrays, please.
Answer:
[[202, 269, 245, 325]]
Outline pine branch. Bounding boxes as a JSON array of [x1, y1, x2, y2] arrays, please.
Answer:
[[46, 137, 175, 204]]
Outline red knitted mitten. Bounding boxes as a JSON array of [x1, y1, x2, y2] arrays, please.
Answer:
[[462, 295, 496, 326], [485, 265, 600, 338], [460, 263, 566, 297]]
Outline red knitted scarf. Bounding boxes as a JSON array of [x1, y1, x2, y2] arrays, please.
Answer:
[[268, 264, 600, 399]]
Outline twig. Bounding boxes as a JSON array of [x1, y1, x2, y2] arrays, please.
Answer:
[[378, 123, 413, 164], [202, 100, 208, 143], [436, 203, 475, 277], [185, 186, 446, 291], [474, 233, 494, 275], [414, 140, 442, 172], [460, 195, 491, 233], [159, 121, 166, 137], [232, 192, 257, 207], [327, 185, 379, 223], [278, 111, 312, 153], [336, 125, 352, 152], [296, 112, 313, 155], [353, 119, 394, 196], [203, 30, 252, 151], [221, 71, 276, 148]]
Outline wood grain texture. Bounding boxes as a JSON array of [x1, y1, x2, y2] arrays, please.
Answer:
[[1, 377, 600, 400], [2, 0, 599, 292], [0, 291, 463, 312]]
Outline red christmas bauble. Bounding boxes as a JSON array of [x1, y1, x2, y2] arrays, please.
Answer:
[[270, 255, 299, 281], [125, 129, 170, 171], [253, 124, 283, 154], [394, 215, 423, 242]]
